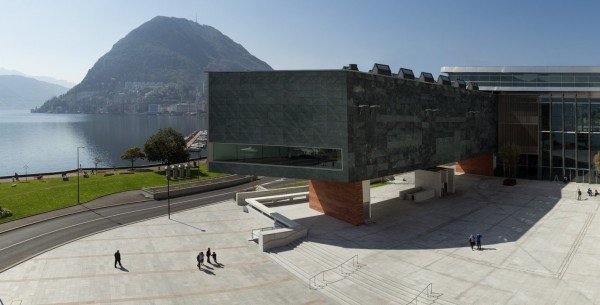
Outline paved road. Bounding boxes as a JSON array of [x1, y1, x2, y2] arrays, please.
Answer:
[[0, 177, 295, 273]]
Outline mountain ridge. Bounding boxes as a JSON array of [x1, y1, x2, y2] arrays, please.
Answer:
[[35, 16, 272, 114], [0, 75, 69, 110]]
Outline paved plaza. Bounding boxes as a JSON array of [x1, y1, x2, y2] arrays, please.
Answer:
[[2, 173, 600, 304]]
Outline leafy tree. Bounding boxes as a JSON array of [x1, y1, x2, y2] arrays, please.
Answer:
[[499, 143, 520, 178], [593, 151, 600, 177], [143, 128, 189, 165], [120, 146, 146, 169]]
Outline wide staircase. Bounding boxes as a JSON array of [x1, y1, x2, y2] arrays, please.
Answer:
[[267, 239, 458, 305]]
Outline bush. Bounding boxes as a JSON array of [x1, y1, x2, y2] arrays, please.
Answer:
[[0, 207, 12, 219]]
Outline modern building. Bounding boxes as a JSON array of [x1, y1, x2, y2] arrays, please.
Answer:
[[207, 66, 497, 225], [443, 66, 600, 182]]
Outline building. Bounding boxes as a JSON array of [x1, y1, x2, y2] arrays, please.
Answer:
[[208, 66, 497, 225], [443, 66, 600, 182]]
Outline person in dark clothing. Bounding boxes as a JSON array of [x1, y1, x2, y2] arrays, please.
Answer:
[[595, 189, 599, 197], [206, 248, 211, 264], [469, 234, 475, 251], [578, 188, 582, 200], [114, 250, 123, 268], [212, 251, 217, 264], [196, 251, 204, 270], [476, 234, 482, 250]]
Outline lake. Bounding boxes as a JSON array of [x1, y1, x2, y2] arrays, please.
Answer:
[[0, 110, 207, 177]]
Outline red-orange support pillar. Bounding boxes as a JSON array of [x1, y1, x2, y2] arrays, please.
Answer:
[[456, 154, 494, 176], [308, 180, 365, 226]]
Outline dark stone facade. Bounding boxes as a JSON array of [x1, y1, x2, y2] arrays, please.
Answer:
[[208, 70, 497, 182]]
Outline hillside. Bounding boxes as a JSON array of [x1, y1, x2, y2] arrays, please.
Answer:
[[35, 16, 272, 113], [0, 75, 69, 110]]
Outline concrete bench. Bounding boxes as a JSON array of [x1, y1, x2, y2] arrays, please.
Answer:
[[399, 187, 422, 200], [413, 189, 435, 202]]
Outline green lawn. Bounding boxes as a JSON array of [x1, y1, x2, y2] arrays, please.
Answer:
[[0, 165, 224, 224]]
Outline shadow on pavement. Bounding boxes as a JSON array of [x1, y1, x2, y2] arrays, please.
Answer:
[[170, 219, 206, 232]]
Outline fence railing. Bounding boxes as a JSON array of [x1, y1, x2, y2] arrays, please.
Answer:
[[308, 254, 361, 289], [249, 226, 277, 240], [406, 283, 432, 305]]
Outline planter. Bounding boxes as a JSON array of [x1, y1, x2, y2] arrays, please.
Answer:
[[503, 178, 517, 186]]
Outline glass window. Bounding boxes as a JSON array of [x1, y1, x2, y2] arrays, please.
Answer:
[[574, 75, 589, 83], [541, 102, 550, 131], [541, 132, 550, 167], [562, 74, 575, 83], [551, 99, 563, 131], [552, 132, 563, 168], [591, 100, 600, 132], [564, 100, 575, 131], [213, 143, 343, 169], [578, 133, 589, 169], [577, 98, 589, 132], [565, 133, 576, 168], [548, 74, 562, 82]]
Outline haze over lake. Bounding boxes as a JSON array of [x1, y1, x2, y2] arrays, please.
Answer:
[[0, 110, 206, 177]]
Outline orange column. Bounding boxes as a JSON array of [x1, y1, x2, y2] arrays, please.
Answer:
[[308, 180, 364, 226], [456, 154, 494, 176]]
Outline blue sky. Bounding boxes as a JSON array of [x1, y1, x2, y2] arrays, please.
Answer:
[[2, 0, 600, 84]]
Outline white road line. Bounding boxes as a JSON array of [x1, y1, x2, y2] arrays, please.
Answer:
[[0, 191, 237, 253]]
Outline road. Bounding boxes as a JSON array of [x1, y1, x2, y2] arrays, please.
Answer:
[[0, 177, 296, 273]]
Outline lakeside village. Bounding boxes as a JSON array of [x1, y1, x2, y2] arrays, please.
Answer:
[[32, 81, 208, 115]]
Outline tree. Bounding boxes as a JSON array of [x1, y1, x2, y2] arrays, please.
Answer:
[[120, 146, 146, 170], [593, 151, 600, 177], [143, 128, 189, 165], [499, 143, 520, 179]]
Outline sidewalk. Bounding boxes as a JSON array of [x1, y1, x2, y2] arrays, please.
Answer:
[[0, 190, 151, 234]]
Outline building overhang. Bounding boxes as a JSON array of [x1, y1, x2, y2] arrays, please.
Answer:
[[441, 66, 600, 74]]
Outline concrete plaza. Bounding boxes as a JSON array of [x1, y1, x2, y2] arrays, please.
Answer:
[[2, 173, 600, 304]]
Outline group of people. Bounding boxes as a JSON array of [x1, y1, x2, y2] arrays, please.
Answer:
[[577, 187, 599, 200], [113, 248, 221, 272], [196, 247, 219, 271], [468, 234, 483, 251]]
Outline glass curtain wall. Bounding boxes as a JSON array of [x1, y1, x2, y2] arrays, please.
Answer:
[[540, 94, 593, 182]]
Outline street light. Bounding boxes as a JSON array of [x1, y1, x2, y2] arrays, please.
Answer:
[[23, 165, 28, 182], [166, 166, 171, 219], [77, 146, 85, 204]]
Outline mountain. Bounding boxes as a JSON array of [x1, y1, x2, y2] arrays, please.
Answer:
[[35, 16, 272, 114], [0, 75, 69, 110], [0, 67, 75, 89]]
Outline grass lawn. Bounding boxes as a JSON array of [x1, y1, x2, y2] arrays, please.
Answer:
[[0, 165, 224, 224]]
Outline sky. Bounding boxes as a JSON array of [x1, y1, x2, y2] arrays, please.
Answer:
[[2, 0, 600, 84]]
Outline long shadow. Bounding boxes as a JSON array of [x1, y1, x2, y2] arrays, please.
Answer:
[[80, 203, 123, 226], [201, 268, 215, 275], [280, 177, 570, 251], [118, 266, 129, 272], [170, 219, 206, 232]]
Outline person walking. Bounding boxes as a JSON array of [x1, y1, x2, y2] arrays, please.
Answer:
[[578, 188, 582, 200], [196, 251, 204, 271], [212, 251, 217, 264], [206, 248, 212, 264], [114, 250, 123, 268], [476, 234, 482, 250], [469, 234, 475, 251]]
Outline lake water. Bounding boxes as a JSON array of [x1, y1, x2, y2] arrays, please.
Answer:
[[0, 110, 207, 177]]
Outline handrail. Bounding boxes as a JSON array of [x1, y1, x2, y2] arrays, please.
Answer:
[[250, 226, 277, 240], [405, 283, 432, 305], [308, 254, 361, 289]]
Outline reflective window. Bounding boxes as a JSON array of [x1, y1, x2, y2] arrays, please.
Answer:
[[541, 132, 550, 167], [552, 132, 563, 168], [212, 143, 343, 169], [564, 99, 575, 131], [565, 133, 576, 168], [551, 99, 563, 131], [578, 133, 589, 169], [577, 99, 590, 132], [591, 100, 600, 132]]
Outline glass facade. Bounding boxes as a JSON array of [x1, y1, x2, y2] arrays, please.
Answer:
[[212, 143, 343, 170], [448, 73, 600, 88]]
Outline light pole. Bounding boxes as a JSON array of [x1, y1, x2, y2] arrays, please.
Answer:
[[77, 146, 85, 204], [23, 165, 28, 182], [166, 167, 171, 219]]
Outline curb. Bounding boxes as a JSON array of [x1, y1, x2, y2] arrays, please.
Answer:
[[0, 197, 153, 235], [0, 198, 232, 274]]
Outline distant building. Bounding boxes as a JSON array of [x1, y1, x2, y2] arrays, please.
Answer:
[[147, 104, 160, 114]]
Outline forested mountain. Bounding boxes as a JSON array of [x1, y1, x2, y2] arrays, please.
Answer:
[[35, 16, 272, 113], [0, 75, 68, 110]]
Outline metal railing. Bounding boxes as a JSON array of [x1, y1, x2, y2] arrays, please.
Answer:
[[308, 254, 361, 289], [249, 226, 277, 241], [406, 283, 432, 305]]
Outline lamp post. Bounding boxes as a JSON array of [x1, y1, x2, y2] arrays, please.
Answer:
[[77, 146, 85, 204], [23, 165, 28, 181], [166, 167, 171, 219]]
